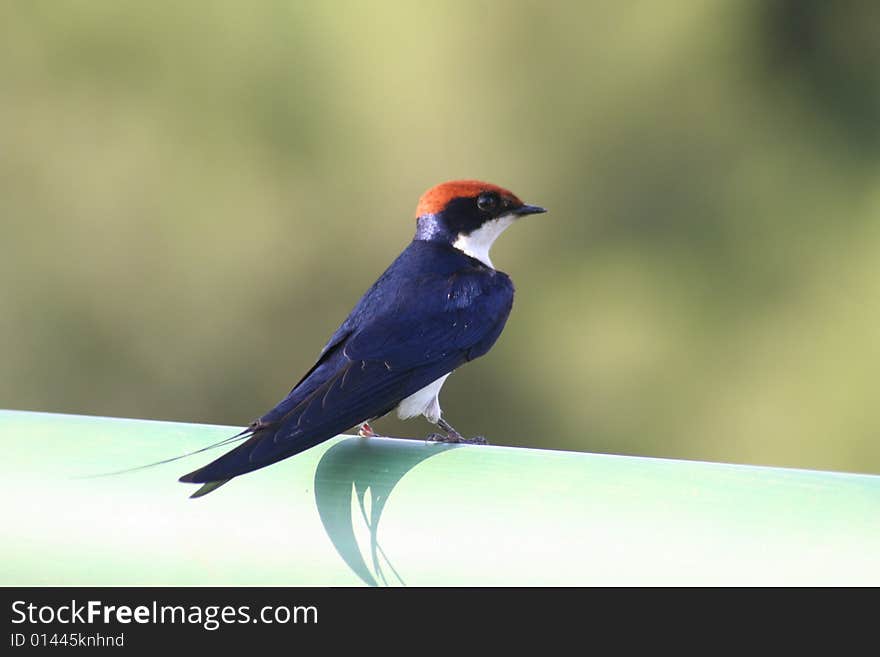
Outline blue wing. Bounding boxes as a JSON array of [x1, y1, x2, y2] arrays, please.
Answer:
[[179, 242, 514, 486]]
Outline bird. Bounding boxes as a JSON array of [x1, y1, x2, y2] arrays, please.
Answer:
[[179, 180, 546, 497]]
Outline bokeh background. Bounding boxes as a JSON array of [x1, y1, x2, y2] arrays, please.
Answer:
[[2, 1, 879, 474]]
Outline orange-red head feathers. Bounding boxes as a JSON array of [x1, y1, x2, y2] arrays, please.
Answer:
[[416, 180, 522, 218]]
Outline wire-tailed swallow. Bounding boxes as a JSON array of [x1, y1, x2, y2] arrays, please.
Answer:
[[179, 180, 546, 496]]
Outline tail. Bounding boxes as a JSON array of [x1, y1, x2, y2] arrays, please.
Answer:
[[177, 421, 335, 495], [78, 427, 253, 484], [178, 431, 269, 489], [178, 428, 279, 498]]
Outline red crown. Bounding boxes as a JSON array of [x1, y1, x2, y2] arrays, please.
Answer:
[[415, 180, 521, 217]]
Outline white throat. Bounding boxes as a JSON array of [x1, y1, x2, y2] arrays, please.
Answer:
[[452, 213, 516, 268]]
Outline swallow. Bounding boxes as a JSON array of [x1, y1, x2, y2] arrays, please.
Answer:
[[179, 180, 546, 496]]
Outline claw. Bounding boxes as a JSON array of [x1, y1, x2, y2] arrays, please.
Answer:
[[430, 417, 490, 444], [425, 431, 489, 445]]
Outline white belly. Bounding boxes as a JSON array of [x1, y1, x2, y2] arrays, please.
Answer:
[[396, 374, 450, 424]]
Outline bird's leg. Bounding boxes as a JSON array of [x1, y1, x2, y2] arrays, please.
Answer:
[[426, 418, 489, 445], [436, 417, 463, 442], [358, 421, 378, 438]]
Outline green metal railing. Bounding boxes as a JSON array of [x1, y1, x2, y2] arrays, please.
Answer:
[[1, 409, 878, 585]]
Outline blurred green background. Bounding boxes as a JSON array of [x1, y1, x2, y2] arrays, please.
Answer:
[[2, 1, 879, 474]]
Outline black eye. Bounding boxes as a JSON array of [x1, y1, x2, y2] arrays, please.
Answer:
[[477, 192, 498, 213]]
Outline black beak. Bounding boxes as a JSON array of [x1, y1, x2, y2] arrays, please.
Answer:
[[514, 204, 547, 216]]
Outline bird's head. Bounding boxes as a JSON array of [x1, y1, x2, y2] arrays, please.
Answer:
[[414, 180, 546, 268]]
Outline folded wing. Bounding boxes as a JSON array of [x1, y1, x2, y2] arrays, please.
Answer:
[[180, 253, 513, 485]]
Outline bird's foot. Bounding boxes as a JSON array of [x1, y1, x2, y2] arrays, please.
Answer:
[[358, 422, 379, 438], [425, 432, 489, 445], [429, 417, 489, 444]]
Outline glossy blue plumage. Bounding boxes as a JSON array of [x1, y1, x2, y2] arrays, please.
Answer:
[[179, 239, 514, 484]]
